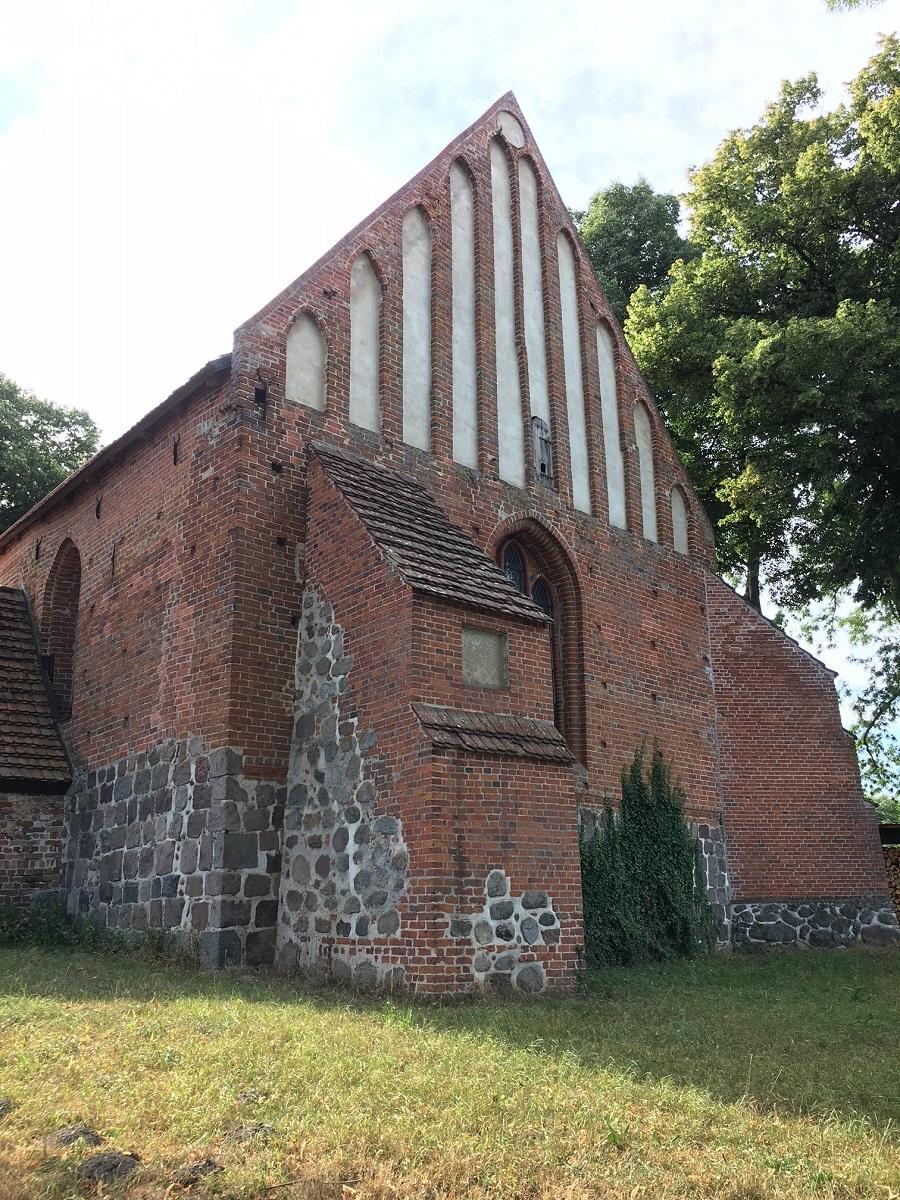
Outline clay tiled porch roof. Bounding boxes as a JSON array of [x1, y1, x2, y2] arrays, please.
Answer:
[[312, 443, 548, 625], [413, 703, 573, 763]]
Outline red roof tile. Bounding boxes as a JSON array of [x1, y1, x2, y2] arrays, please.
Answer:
[[312, 444, 547, 624], [413, 703, 573, 763]]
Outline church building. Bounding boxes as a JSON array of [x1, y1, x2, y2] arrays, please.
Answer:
[[0, 95, 895, 991]]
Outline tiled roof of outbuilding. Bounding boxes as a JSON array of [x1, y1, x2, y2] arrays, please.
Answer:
[[312, 443, 547, 624], [413, 703, 573, 763], [0, 587, 71, 791]]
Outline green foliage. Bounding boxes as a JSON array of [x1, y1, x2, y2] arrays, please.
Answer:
[[580, 746, 717, 967], [0, 373, 100, 534], [573, 180, 696, 324], [626, 36, 900, 617], [798, 600, 900, 817], [0, 901, 114, 951], [825, 0, 885, 10]]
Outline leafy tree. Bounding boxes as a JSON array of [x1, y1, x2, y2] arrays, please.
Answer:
[[627, 36, 900, 618], [0, 374, 100, 534], [825, 1, 885, 10], [573, 180, 696, 324]]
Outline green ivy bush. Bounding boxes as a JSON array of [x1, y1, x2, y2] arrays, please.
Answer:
[[580, 745, 718, 967]]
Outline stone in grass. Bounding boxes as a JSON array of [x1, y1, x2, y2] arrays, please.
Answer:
[[174, 1157, 223, 1188], [50, 1123, 104, 1147], [78, 1151, 141, 1183], [224, 1122, 274, 1145], [0, 1097, 14, 1119]]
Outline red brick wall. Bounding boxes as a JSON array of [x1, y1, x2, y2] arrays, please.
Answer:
[[0, 792, 64, 903], [297, 459, 581, 990], [708, 576, 888, 901], [0, 376, 241, 771]]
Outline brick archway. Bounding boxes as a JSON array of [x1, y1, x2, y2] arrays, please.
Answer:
[[41, 539, 81, 721], [489, 515, 587, 765]]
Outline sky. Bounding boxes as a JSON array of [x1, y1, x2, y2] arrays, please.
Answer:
[[1, 0, 898, 701]]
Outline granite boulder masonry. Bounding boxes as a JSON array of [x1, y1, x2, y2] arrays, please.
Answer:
[[0, 94, 895, 993]]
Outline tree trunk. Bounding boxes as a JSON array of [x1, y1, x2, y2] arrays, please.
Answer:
[[744, 554, 762, 612]]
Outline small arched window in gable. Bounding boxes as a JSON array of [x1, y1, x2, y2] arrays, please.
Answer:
[[670, 486, 689, 555], [285, 313, 326, 411], [633, 402, 658, 542], [41, 538, 82, 720]]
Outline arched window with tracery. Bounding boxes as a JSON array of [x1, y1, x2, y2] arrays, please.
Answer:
[[499, 531, 584, 761], [41, 538, 82, 720]]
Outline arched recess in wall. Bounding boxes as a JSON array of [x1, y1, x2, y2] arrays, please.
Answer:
[[493, 518, 587, 765], [596, 321, 626, 529], [402, 205, 433, 450], [449, 157, 478, 468], [490, 136, 526, 488], [556, 230, 591, 513], [670, 486, 689, 555], [633, 402, 658, 542], [41, 538, 82, 720], [349, 251, 381, 432], [285, 312, 326, 411]]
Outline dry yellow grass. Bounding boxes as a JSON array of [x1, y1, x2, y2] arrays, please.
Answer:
[[0, 947, 898, 1199]]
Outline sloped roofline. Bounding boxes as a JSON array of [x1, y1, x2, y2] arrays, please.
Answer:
[[236, 91, 562, 333], [0, 354, 231, 554]]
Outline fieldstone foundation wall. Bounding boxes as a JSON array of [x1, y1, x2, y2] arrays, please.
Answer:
[[731, 898, 900, 948], [445, 869, 561, 993], [276, 588, 409, 984], [63, 738, 285, 967], [691, 820, 731, 946]]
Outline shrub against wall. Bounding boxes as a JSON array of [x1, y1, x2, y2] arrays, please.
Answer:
[[580, 746, 717, 967]]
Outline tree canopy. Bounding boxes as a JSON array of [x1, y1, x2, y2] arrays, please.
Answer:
[[0, 374, 100, 535], [626, 35, 900, 616], [573, 180, 695, 324]]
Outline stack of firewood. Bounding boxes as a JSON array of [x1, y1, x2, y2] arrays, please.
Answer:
[[883, 844, 900, 918]]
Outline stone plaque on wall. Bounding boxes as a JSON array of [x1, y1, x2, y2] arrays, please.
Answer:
[[461, 627, 509, 689]]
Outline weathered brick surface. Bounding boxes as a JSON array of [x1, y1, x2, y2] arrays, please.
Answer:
[[0, 93, 890, 982], [0, 792, 64, 903], [707, 576, 888, 902]]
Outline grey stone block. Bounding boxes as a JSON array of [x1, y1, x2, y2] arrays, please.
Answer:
[[200, 929, 242, 969], [222, 832, 259, 870]]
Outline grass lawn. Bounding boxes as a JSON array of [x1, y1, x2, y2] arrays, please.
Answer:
[[0, 948, 898, 1199]]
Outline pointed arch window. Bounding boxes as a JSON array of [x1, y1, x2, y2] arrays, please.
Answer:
[[501, 543, 525, 593], [499, 538, 567, 741]]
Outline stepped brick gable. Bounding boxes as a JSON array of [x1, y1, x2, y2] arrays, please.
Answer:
[[0, 94, 894, 986]]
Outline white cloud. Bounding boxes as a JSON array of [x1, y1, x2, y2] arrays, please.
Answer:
[[0, 0, 896, 451]]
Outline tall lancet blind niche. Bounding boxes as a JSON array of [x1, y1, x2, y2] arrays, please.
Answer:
[[450, 162, 478, 468], [671, 487, 689, 554], [349, 253, 381, 432], [556, 233, 591, 513], [490, 139, 526, 488], [402, 206, 432, 450], [518, 158, 551, 429], [596, 324, 626, 528], [285, 314, 326, 411], [633, 403, 658, 541]]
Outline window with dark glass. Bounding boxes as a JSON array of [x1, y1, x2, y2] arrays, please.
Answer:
[[499, 538, 564, 734], [502, 543, 525, 593]]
